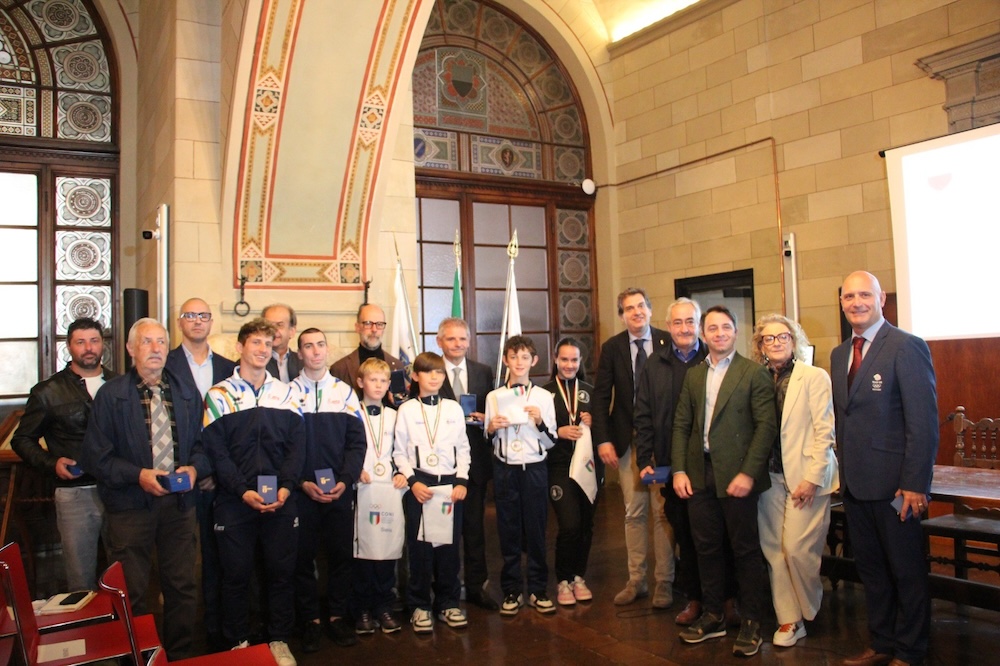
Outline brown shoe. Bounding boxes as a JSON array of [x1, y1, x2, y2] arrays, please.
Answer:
[[887, 660, 913, 666], [842, 647, 893, 666], [723, 598, 741, 628], [674, 600, 701, 626], [613, 581, 648, 606]]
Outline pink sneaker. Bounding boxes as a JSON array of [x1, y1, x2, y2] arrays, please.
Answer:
[[572, 576, 593, 601], [556, 580, 576, 606]]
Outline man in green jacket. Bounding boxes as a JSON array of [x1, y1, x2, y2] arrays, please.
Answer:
[[671, 305, 777, 657]]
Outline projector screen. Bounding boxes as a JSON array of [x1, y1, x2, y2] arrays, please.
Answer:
[[885, 122, 1000, 340]]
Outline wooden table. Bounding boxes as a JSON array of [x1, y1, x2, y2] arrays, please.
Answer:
[[822, 465, 1000, 611], [930, 464, 1000, 504]]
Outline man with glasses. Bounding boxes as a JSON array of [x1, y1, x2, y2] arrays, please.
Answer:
[[263, 303, 301, 382], [165, 297, 235, 650], [330, 303, 403, 392]]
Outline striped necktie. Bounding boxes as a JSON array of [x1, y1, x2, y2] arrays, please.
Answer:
[[149, 385, 174, 471]]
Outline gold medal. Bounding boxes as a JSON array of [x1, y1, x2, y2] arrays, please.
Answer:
[[510, 440, 523, 452], [426, 453, 440, 467], [374, 462, 387, 476]]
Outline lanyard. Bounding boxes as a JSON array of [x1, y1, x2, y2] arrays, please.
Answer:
[[363, 407, 384, 458], [511, 384, 532, 436], [555, 377, 578, 425], [419, 398, 442, 450]]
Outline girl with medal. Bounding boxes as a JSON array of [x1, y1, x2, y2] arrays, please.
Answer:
[[352, 358, 406, 635], [542, 338, 598, 606], [392, 352, 471, 634]]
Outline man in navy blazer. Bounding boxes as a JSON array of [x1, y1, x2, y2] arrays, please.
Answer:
[[592, 287, 675, 607], [436, 317, 498, 610], [832, 271, 938, 666], [83, 318, 209, 660], [164, 297, 235, 650]]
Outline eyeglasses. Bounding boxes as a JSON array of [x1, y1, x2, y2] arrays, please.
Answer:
[[761, 332, 792, 345], [360, 320, 387, 330], [180, 312, 212, 322]]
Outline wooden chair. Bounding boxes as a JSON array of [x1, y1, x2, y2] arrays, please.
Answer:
[[923, 500, 1000, 579], [0, 542, 162, 666], [952, 406, 999, 469]]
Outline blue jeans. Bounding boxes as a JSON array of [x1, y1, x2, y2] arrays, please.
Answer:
[[53, 485, 106, 590]]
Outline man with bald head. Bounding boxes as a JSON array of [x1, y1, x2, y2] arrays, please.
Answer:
[[330, 303, 404, 389], [263, 303, 301, 382], [833, 271, 937, 666], [164, 297, 235, 650], [83, 318, 210, 660]]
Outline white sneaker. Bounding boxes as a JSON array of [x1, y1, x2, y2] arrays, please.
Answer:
[[231, 640, 249, 650], [529, 593, 556, 614], [572, 576, 593, 601], [500, 593, 523, 616], [557, 580, 576, 606], [411, 608, 434, 633], [773, 621, 806, 647], [437, 607, 468, 628], [269, 641, 296, 666]]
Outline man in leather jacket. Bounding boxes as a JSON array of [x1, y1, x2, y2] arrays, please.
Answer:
[[12, 317, 116, 590]]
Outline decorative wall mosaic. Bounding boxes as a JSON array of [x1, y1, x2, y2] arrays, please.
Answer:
[[0, 11, 34, 83], [55, 284, 111, 334], [413, 127, 459, 170], [559, 292, 593, 329], [234, 0, 421, 288], [0, 84, 34, 135], [52, 39, 109, 91], [0, 0, 111, 141], [416, 0, 588, 183], [55, 176, 112, 227], [470, 135, 541, 179], [55, 230, 110, 280], [557, 250, 590, 289], [557, 208, 589, 248]]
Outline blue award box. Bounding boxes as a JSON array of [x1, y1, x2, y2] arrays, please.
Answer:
[[258, 475, 278, 504], [640, 466, 671, 485], [314, 468, 336, 493], [158, 472, 192, 493]]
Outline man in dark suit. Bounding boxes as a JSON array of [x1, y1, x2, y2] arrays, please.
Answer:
[[591, 287, 675, 607], [263, 303, 301, 382], [83, 318, 210, 660], [330, 303, 403, 391], [633, 297, 709, 624], [164, 297, 235, 650], [436, 317, 498, 610], [833, 271, 938, 666], [672, 305, 776, 657]]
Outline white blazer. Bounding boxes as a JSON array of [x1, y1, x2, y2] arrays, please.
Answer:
[[778, 362, 839, 495]]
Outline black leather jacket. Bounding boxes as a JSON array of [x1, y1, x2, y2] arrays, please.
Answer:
[[11, 364, 116, 487]]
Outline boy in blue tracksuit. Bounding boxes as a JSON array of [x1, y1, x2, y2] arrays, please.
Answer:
[[202, 318, 305, 666], [290, 328, 366, 651]]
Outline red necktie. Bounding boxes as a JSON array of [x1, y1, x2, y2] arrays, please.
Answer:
[[847, 336, 865, 390]]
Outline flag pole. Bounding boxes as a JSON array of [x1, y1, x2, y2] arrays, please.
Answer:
[[393, 234, 421, 358], [452, 229, 463, 317], [495, 230, 518, 387]]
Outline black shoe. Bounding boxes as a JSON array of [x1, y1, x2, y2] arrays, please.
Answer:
[[732, 619, 762, 657], [355, 610, 377, 635], [301, 621, 322, 653], [466, 588, 500, 611], [328, 618, 358, 647], [377, 610, 401, 634], [679, 612, 727, 644]]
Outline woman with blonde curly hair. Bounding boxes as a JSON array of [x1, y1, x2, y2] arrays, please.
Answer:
[[751, 314, 839, 648]]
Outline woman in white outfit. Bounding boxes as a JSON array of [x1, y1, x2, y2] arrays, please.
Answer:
[[751, 314, 838, 648]]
